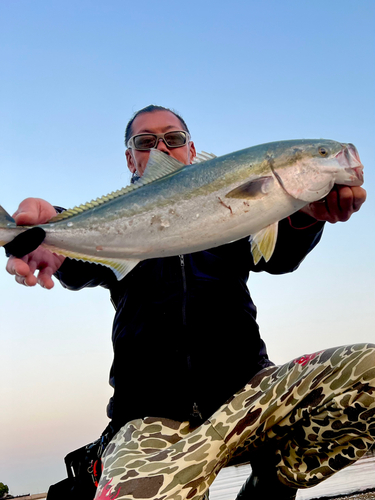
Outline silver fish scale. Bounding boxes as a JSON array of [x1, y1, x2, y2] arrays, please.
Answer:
[[0, 139, 363, 279]]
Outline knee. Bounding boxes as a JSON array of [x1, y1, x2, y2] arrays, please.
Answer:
[[354, 344, 375, 384], [363, 343, 375, 364]]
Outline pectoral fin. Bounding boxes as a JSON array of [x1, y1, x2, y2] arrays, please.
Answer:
[[249, 222, 278, 264], [226, 176, 274, 199]]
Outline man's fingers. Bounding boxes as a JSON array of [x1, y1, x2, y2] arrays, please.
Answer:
[[15, 275, 27, 286], [6, 257, 52, 288], [37, 267, 55, 289], [13, 199, 41, 225], [12, 198, 57, 226], [325, 186, 366, 222], [329, 187, 352, 221], [6, 256, 35, 286], [14, 273, 38, 287], [6, 256, 28, 276], [351, 186, 367, 211], [302, 185, 367, 223]]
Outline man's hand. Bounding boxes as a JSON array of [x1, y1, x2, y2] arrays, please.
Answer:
[[5, 198, 66, 289], [300, 186, 366, 223]]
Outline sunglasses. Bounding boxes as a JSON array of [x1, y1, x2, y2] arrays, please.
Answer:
[[127, 130, 190, 150]]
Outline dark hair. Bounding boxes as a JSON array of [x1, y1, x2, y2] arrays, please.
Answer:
[[124, 105, 190, 147]]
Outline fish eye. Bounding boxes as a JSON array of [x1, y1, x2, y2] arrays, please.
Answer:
[[318, 147, 328, 157]]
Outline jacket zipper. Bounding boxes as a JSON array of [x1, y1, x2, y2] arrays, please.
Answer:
[[179, 255, 187, 326], [180, 254, 203, 423]]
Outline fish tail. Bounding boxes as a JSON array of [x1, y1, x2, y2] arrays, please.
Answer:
[[0, 205, 16, 246], [0, 207, 46, 257], [0, 205, 15, 227]]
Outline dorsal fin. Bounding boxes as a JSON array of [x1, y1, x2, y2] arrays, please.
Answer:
[[48, 150, 186, 223], [193, 151, 217, 163], [48, 184, 137, 222], [144, 149, 186, 177]]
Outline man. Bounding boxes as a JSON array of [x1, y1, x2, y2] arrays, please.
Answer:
[[5, 106, 374, 500]]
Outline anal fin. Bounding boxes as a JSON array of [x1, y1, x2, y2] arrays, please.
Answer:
[[43, 244, 140, 280]]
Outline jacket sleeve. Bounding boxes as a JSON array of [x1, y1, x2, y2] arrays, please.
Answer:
[[250, 211, 325, 274], [54, 258, 116, 291]]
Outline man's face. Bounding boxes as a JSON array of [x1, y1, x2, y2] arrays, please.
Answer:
[[125, 110, 196, 176]]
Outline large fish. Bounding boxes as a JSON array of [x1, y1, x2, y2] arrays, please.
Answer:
[[0, 139, 364, 279]]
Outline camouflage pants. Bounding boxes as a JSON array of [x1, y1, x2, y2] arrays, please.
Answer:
[[95, 343, 375, 500]]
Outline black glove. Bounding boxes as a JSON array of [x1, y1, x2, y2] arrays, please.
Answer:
[[4, 227, 46, 258]]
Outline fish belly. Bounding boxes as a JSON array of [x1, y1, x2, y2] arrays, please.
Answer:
[[43, 183, 304, 260]]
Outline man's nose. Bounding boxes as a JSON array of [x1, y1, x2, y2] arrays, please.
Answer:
[[156, 138, 170, 153]]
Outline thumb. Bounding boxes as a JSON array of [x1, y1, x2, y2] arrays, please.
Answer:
[[13, 198, 56, 225]]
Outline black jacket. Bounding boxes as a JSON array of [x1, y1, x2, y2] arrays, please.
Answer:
[[55, 213, 324, 429]]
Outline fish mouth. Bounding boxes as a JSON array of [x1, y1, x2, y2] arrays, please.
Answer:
[[352, 166, 364, 183], [336, 143, 364, 184]]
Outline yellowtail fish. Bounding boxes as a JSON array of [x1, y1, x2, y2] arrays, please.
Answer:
[[0, 139, 364, 279]]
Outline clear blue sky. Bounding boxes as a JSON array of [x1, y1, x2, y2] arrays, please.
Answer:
[[0, 0, 374, 495]]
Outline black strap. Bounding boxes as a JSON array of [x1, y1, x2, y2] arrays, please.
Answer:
[[4, 205, 65, 258], [4, 227, 46, 258]]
